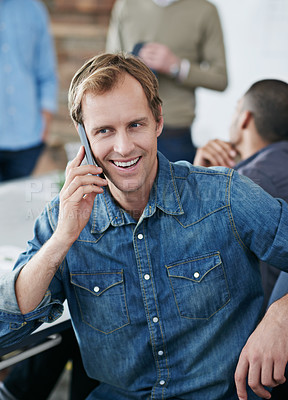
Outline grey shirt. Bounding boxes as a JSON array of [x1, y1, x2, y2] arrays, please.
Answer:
[[236, 141, 288, 311]]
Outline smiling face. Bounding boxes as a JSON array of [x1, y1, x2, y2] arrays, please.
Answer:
[[82, 73, 163, 207]]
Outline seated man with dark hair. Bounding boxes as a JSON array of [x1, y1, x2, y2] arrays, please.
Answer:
[[194, 79, 288, 311]]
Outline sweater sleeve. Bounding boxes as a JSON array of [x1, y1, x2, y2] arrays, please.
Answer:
[[182, 3, 228, 91]]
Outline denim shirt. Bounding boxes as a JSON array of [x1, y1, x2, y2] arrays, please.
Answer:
[[1, 152, 288, 400], [0, 0, 57, 150]]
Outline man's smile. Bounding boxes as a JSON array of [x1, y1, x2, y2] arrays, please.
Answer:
[[112, 157, 140, 168]]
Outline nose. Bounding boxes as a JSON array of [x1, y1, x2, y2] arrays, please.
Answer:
[[113, 130, 135, 156]]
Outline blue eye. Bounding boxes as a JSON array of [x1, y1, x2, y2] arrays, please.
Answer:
[[99, 128, 108, 134]]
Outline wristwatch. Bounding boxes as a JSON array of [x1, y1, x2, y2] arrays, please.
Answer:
[[169, 63, 180, 78]]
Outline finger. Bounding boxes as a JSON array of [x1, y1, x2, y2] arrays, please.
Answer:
[[63, 174, 107, 200], [140, 52, 158, 67], [63, 183, 105, 205], [213, 139, 236, 156], [205, 145, 228, 166], [273, 360, 287, 385], [261, 359, 278, 388], [207, 140, 236, 167], [248, 362, 271, 399], [73, 183, 104, 201], [235, 356, 249, 400], [195, 146, 227, 167], [142, 42, 160, 52], [63, 163, 104, 191], [67, 145, 85, 169]]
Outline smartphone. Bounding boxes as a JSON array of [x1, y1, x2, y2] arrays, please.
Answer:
[[78, 124, 97, 166]]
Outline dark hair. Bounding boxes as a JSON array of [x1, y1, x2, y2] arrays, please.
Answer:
[[68, 52, 162, 125], [243, 79, 288, 142]]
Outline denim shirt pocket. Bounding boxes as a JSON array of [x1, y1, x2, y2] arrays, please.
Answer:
[[166, 252, 230, 319], [71, 271, 130, 334]]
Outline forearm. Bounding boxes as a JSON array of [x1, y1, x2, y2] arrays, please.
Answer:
[[16, 146, 107, 315], [182, 62, 227, 92], [41, 109, 53, 142], [15, 232, 70, 314]]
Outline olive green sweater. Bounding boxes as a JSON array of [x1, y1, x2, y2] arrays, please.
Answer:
[[106, 0, 228, 127]]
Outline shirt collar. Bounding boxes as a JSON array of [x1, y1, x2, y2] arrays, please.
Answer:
[[91, 152, 184, 233]]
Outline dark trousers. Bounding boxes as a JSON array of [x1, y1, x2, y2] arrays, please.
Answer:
[[0, 143, 45, 182], [157, 126, 196, 164], [4, 327, 99, 400]]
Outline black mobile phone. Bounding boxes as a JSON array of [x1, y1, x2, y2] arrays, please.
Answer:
[[78, 124, 97, 166]]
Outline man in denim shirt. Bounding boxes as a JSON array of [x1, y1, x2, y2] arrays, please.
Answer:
[[0, 54, 288, 400]]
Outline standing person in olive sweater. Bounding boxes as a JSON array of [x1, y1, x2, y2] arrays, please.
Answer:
[[106, 0, 228, 163]]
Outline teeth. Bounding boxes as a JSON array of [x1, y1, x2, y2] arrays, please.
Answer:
[[114, 157, 139, 168]]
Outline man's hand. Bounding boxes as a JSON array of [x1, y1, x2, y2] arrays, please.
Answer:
[[235, 295, 288, 400], [193, 139, 237, 168], [15, 146, 107, 314], [138, 42, 181, 76], [55, 146, 107, 245], [41, 110, 53, 142]]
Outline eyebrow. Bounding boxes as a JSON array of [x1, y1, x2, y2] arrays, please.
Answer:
[[129, 117, 149, 125], [91, 117, 150, 133]]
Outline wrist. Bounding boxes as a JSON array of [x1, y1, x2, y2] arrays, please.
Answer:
[[270, 294, 288, 325], [52, 229, 76, 251], [178, 58, 191, 81], [169, 59, 191, 81], [169, 62, 180, 79]]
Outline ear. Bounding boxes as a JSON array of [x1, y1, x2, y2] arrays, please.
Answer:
[[239, 110, 252, 129], [156, 106, 164, 138]]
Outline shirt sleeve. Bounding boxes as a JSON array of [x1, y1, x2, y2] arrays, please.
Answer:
[[34, 2, 58, 113], [182, 3, 228, 91], [0, 200, 64, 348], [229, 171, 288, 269]]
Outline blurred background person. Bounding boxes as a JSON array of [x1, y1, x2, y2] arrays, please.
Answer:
[[194, 79, 288, 311], [0, 0, 58, 182], [106, 0, 228, 163]]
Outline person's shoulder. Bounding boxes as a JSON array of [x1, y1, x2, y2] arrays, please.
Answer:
[[239, 142, 288, 178], [172, 160, 233, 182], [170, 162, 235, 210]]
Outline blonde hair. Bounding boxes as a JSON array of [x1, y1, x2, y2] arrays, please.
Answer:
[[68, 52, 162, 125]]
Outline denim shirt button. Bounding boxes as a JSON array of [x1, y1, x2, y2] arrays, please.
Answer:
[[144, 274, 150, 280], [152, 316, 159, 323], [158, 350, 164, 356], [137, 233, 144, 240], [193, 272, 200, 279], [94, 286, 100, 293], [159, 380, 165, 386]]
